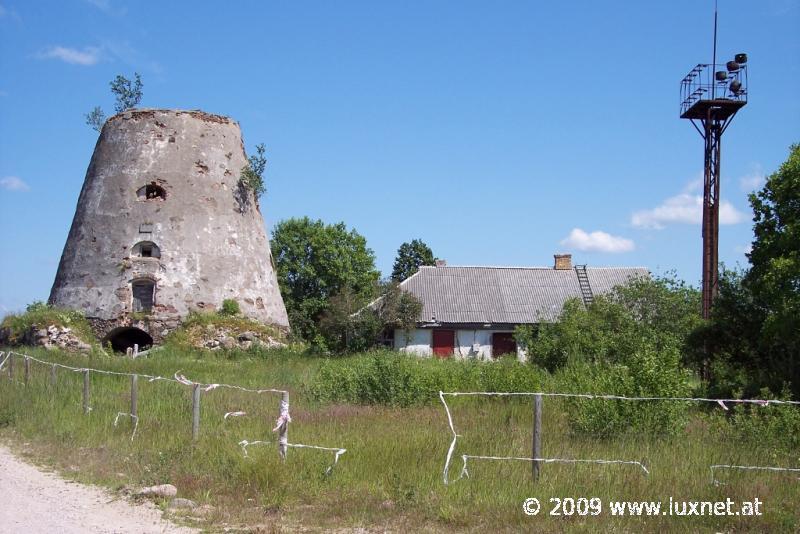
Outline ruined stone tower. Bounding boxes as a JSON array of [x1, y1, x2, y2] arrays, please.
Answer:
[[49, 109, 289, 351]]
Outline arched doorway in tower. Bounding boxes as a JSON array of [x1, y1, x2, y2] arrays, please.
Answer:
[[103, 327, 153, 353]]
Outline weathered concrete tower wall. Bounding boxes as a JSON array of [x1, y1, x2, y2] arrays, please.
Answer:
[[49, 109, 289, 346]]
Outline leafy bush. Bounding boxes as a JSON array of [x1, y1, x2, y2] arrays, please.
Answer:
[[516, 274, 701, 372], [319, 282, 423, 354], [111, 72, 143, 113], [240, 143, 267, 197], [220, 299, 241, 316], [308, 351, 548, 406], [727, 387, 800, 452], [554, 346, 693, 436]]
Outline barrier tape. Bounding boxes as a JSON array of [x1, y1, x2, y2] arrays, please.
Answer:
[[439, 390, 799, 484]]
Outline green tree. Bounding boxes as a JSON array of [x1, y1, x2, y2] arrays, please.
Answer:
[[271, 217, 381, 346], [516, 274, 701, 372], [746, 143, 800, 358], [515, 275, 697, 436], [694, 267, 766, 397], [85, 106, 106, 132], [240, 143, 267, 197], [391, 239, 435, 281], [85, 72, 143, 132], [110, 72, 143, 113], [319, 282, 423, 353], [698, 144, 800, 398]]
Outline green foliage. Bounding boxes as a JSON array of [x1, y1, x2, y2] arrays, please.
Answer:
[[308, 351, 547, 406], [319, 282, 424, 354], [271, 217, 380, 346], [110, 72, 143, 113], [84, 106, 106, 132], [727, 387, 800, 452], [318, 286, 382, 353], [2, 346, 799, 531], [1, 301, 95, 346], [698, 144, 800, 399], [239, 143, 267, 197], [512, 275, 698, 435], [85, 72, 142, 131], [516, 274, 702, 372], [391, 239, 435, 281], [220, 299, 241, 316], [692, 268, 766, 398], [744, 143, 800, 393], [555, 347, 693, 436]]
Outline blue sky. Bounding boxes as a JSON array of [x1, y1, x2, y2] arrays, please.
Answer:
[[1, 0, 798, 314]]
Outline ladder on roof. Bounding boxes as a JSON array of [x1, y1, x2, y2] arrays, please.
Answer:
[[574, 264, 594, 307]]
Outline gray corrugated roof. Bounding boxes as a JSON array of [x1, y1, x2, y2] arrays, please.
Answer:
[[399, 265, 650, 324]]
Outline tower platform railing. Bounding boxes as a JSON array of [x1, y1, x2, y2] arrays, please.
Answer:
[[680, 62, 748, 120]]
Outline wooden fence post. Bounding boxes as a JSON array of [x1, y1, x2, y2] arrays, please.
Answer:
[[192, 384, 201, 441], [279, 391, 289, 461], [532, 394, 542, 481], [24, 356, 30, 386], [133, 344, 139, 358], [8, 353, 13, 380], [50, 365, 57, 387], [130, 374, 138, 418], [82, 370, 90, 415]]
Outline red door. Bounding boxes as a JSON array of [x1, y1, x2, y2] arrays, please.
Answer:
[[492, 333, 517, 357], [432, 329, 455, 358]]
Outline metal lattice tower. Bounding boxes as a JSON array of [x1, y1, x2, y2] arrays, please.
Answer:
[[680, 6, 748, 319]]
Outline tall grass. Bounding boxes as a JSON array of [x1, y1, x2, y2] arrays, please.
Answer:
[[0, 347, 797, 532]]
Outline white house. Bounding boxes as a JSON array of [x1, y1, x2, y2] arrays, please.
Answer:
[[389, 254, 648, 360]]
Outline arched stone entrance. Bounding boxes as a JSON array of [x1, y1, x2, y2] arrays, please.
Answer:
[[103, 327, 153, 353]]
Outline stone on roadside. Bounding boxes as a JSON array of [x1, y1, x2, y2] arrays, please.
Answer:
[[137, 484, 178, 498], [168, 497, 197, 509]]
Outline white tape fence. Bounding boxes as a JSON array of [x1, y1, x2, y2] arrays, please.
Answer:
[[0, 350, 346, 475], [439, 390, 799, 485]]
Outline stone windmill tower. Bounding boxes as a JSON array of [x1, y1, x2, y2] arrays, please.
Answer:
[[49, 109, 289, 351]]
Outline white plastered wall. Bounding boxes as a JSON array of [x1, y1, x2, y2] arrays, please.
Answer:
[[394, 328, 523, 361]]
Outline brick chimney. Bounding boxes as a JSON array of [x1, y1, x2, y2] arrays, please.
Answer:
[[435, 259, 447, 267], [554, 254, 572, 270]]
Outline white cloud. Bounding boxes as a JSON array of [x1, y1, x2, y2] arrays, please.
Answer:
[[683, 175, 704, 193], [560, 228, 635, 253], [0, 176, 30, 192], [739, 170, 765, 192], [37, 46, 102, 66], [631, 192, 745, 230]]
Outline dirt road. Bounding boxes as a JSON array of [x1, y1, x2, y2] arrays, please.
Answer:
[[0, 445, 196, 533]]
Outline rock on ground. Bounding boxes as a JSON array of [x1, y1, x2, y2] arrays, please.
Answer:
[[137, 484, 178, 498]]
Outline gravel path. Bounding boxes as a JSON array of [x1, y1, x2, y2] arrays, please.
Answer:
[[0, 445, 196, 534]]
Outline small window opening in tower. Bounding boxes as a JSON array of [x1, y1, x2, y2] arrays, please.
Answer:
[[132, 279, 155, 312], [132, 241, 161, 259], [136, 182, 166, 201]]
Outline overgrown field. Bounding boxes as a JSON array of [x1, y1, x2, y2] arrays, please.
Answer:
[[0, 347, 798, 532]]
